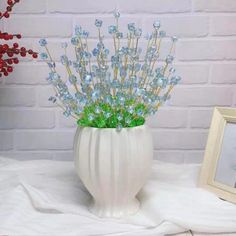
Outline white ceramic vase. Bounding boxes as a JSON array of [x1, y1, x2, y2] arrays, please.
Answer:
[[73, 125, 153, 218]]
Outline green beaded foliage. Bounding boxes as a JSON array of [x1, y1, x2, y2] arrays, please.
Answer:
[[77, 99, 147, 128]]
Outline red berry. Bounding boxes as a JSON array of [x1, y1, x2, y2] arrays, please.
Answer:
[[13, 58, 19, 64], [7, 52, 13, 57], [7, 59, 13, 64], [13, 43, 19, 48], [32, 53, 38, 58], [7, 6, 12, 12], [4, 34, 10, 40], [20, 52, 26, 57], [3, 44, 9, 50], [4, 12, 9, 18], [7, 66, 13, 72]]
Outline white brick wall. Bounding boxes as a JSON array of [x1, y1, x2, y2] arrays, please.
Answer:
[[0, 0, 236, 163]]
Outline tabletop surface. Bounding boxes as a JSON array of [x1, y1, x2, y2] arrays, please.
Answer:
[[0, 157, 236, 236]]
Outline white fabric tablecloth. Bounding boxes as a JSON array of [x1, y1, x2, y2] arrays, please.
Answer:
[[0, 157, 236, 236]]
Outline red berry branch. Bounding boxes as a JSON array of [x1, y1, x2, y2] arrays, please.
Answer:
[[0, 0, 38, 77]]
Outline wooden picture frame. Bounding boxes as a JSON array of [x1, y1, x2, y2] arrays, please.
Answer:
[[199, 107, 236, 204]]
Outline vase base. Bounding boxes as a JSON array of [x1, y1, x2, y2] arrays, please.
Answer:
[[89, 198, 140, 218]]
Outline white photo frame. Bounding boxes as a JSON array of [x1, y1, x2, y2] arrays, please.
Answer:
[[199, 107, 236, 204]]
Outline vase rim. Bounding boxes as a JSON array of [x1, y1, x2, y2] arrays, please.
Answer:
[[77, 124, 147, 130]]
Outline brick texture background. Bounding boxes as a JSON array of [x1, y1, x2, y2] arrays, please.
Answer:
[[0, 0, 235, 163]]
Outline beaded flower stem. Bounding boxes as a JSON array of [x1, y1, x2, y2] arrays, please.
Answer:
[[39, 12, 181, 130], [42, 43, 80, 119], [144, 38, 163, 90]]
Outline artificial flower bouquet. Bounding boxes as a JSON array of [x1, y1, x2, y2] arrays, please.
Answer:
[[39, 12, 181, 130]]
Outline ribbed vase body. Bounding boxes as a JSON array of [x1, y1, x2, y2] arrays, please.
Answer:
[[73, 125, 153, 218]]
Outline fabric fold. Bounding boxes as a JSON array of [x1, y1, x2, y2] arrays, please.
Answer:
[[0, 157, 236, 236]]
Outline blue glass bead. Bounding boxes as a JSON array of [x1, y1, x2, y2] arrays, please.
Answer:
[[166, 55, 174, 64], [88, 114, 94, 121], [134, 63, 141, 72], [128, 23, 135, 32], [40, 52, 48, 60], [84, 74, 92, 85], [127, 106, 134, 114], [157, 78, 164, 87], [61, 55, 68, 65], [61, 42, 68, 49], [75, 25, 82, 35], [135, 28, 142, 38], [108, 25, 117, 34], [39, 39, 47, 47], [136, 88, 145, 96], [63, 109, 71, 117], [170, 75, 181, 85], [95, 106, 101, 114], [95, 19, 103, 28], [79, 97, 87, 106], [75, 92, 83, 99], [98, 43, 104, 50], [77, 107, 83, 114], [47, 62, 55, 69], [71, 37, 78, 45], [82, 30, 89, 38], [153, 20, 161, 29], [120, 67, 127, 77], [104, 48, 109, 55], [104, 95, 112, 104], [117, 113, 123, 121], [69, 75, 77, 84], [105, 112, 111, 119], [136, 109, 144, 116], [113, 11, 120, 18], [119, 97, 125, 105], [48, 96, 57, 103], [159, 30, 166, 38], [91, 90, 100, 102], [53, 73, 60, 80], [116, 32, 123, 39], [92, 48, 99, 57], [125, 117, 131, 125], [171, 36, 178, 42]]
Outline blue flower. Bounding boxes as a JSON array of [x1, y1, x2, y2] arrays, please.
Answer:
[[108, 25, 117, 34], [39, 39, 47, 47], [95, 19, 103, 28], [153, 20, 161, 29], [128, 23, 135, 32], [40, 52, 48, 60], [75, 25, 82, 35]]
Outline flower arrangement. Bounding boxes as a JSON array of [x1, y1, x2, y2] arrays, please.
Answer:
[[0, 0, 38, 77], [39, 12, 181, 130]]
